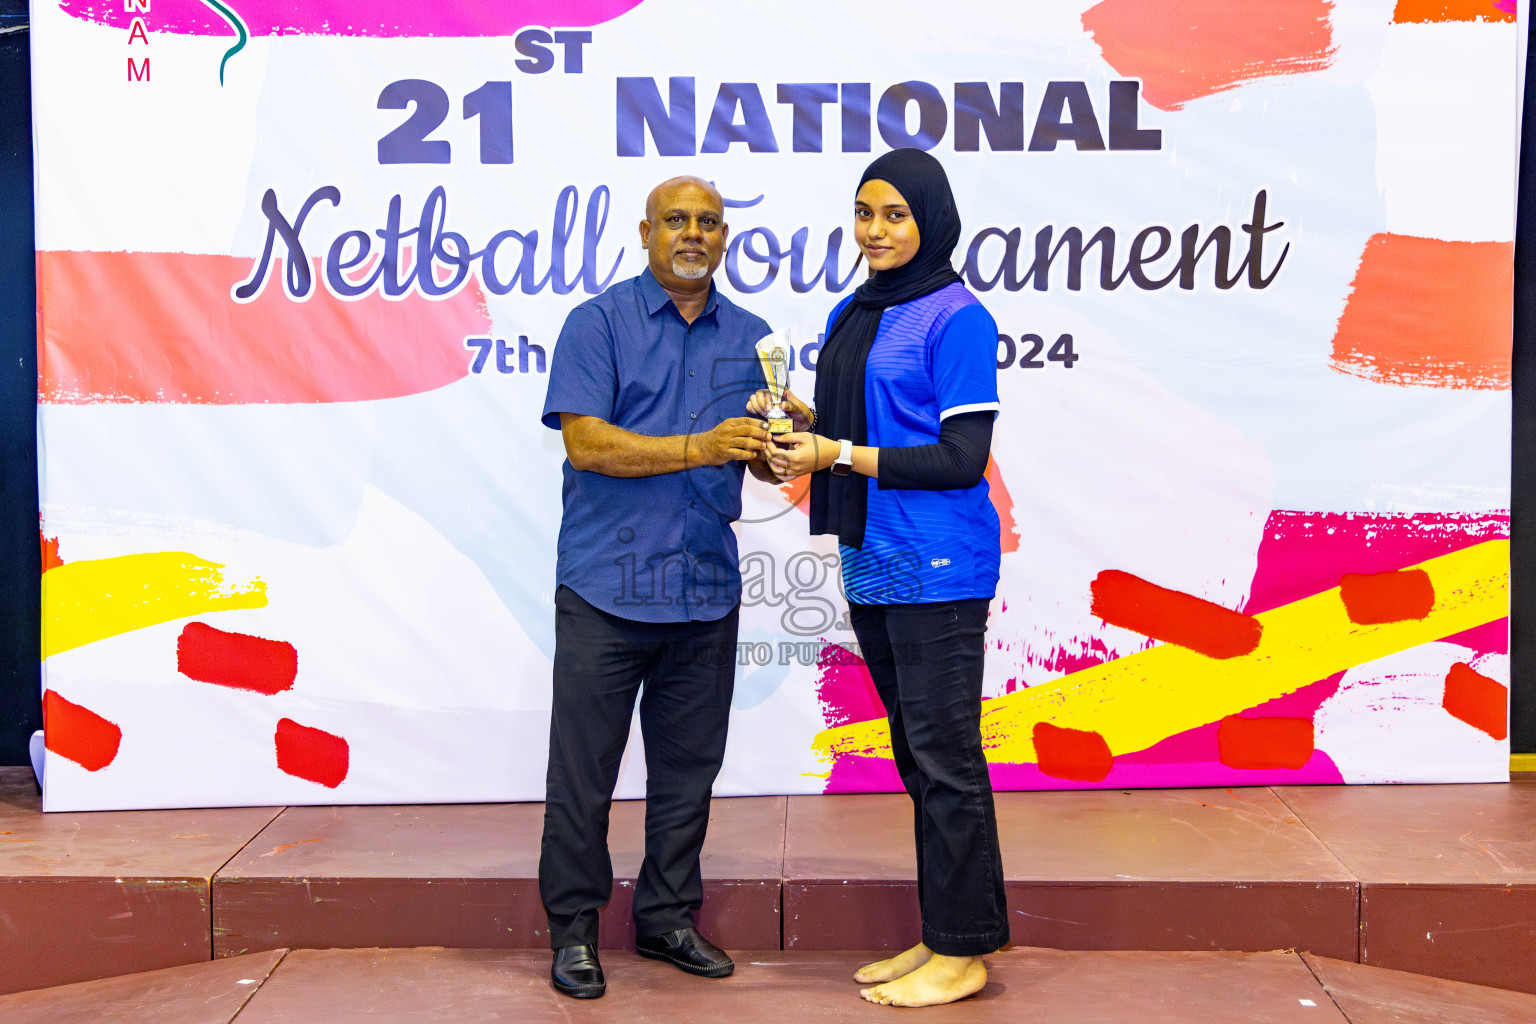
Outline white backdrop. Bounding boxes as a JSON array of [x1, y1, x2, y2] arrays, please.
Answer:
[[33, 0, 1516, 809]]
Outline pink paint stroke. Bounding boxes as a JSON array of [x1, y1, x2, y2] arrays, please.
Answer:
[[819, 510, 1506, 793], [1245, 510, 1508, 616], [988, 750, 1344, 791], [59, 0, 646, 37], [815, 643, 885, 729]]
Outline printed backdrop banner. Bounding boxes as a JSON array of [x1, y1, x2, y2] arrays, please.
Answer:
[[32, 0, 1517, 810]]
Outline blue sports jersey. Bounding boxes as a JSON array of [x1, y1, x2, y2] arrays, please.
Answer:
[[826, 282, 1002, 605]]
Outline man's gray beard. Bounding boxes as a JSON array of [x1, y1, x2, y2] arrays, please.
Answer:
[[671, 258, 709, 280]]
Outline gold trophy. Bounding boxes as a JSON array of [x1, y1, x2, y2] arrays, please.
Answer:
[[755, 330, 794, 445]]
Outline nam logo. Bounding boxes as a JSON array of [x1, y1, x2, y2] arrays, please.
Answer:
[[124, 1, 250, 86]]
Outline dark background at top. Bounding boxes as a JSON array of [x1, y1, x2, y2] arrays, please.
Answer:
[[0, 2, 1532, 763]]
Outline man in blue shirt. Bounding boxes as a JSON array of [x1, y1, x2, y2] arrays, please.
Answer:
[[538, 176, 776, 999]]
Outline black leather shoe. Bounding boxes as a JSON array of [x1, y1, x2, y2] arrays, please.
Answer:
[[551, 944, 605, 998], [635, 927, 735, 978]]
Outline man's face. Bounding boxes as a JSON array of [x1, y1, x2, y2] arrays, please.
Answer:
[[640, 181, 728, 290]]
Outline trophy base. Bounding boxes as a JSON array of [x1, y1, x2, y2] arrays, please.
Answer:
[[767, 417, 793, 447]]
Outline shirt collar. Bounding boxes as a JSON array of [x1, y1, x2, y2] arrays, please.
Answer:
[[639, 266, 720, 321]]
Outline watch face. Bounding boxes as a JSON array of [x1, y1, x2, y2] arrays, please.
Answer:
[[831, 462, 852, 477]]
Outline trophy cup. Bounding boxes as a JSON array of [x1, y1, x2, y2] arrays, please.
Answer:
[[755, 330, 794, 446]]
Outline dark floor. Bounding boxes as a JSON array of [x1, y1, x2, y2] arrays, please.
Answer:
[[3, 946, 1535, 1024], [3, 768, 1536, 996]]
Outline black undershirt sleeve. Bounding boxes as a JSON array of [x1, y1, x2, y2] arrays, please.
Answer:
[[875, 411, 994, 491]]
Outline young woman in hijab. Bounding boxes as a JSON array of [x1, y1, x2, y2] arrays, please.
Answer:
[[753, 148, 1008, 1007]]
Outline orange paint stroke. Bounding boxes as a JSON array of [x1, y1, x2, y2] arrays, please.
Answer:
[[1330, 235, 1512, 390], [985, 456, 1019, 554], [43, 690, 122, 772], [1442, 661, 1508, 740], [1091, 570, 1262, 658], [1393, 0, 1515, 23], [39, 251, 491, 404], [41, 531, 62, 571], [1338, 568, 1435, 624], [1033, 721, 1113, 781], [778, 475, 811, 516], [1217, 715, 1314, 770], [1082, 0, 1336, 111]]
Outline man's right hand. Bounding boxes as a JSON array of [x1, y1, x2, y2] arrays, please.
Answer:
[[697, 417, 771, 465]]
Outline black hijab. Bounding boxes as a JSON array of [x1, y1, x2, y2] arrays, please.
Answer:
[[810, 148, 964, 548]]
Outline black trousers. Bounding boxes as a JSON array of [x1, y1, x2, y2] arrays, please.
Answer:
[[847, 598, 1011, 957], [539, 585, 737, 949]]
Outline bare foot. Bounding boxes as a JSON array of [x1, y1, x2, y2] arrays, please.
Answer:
[[859, 954, 987, 1007], [853, 943, 931, 984]]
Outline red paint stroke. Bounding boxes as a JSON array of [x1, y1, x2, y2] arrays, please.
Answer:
[[177, 622, 298, 695], [59, 0, 646, 38], [1442, 661, 1508, 740], [39, 251, 489, 405], [1082, 0, 1336, 111], [42, 690, 122, 772], [984, 456, 1020, 555], [1247, 510, 1506, 615], [1338, 568, 1435, 624], [1218, 715, 1315, 770], [1331, 235, 1513, 390], [1090, 570, 1262, 658], [274, 718, 349, 788], [1394, 0, 1516, 23], [1032, 722, 1114, 782], [41, 531, 63, 571]]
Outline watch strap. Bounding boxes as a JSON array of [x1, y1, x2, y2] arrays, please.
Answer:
[[831, 438, 853, 476]]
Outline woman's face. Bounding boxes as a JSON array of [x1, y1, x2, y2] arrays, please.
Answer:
[[854, 179, 920, 273]]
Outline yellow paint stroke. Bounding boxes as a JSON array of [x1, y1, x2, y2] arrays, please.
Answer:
[[42, 551, 268, 658], [814, 540, 1508, 766]]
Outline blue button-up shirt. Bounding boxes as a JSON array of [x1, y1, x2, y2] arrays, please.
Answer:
[[541, 269, 772, 622]]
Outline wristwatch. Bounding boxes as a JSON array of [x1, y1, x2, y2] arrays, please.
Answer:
[[831, 438, 854, 477]]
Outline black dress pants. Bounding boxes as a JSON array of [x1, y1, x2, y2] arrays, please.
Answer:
[[539, 585, 737, 949], [847, 598, 1011, 957]]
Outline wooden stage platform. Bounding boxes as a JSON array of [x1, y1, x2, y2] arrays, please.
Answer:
[[2, 767, 1534, 1002], [4, 947, 1535, 1023]]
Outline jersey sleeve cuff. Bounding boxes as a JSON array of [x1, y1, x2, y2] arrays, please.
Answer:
[[939, 402, 1000, 421]]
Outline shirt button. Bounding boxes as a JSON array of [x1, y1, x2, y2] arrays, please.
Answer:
[[689, 369, 695, 376], [690, 412, 697, 419]]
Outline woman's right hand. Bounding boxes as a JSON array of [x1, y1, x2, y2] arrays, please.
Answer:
[[746, 387, 814, 432]]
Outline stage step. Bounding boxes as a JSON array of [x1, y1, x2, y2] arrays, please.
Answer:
[[4, 768, 1536, 997], [786, 789, 1359, 957], [5, 946, 1536, 1024], [213, 796, 785, 955]]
